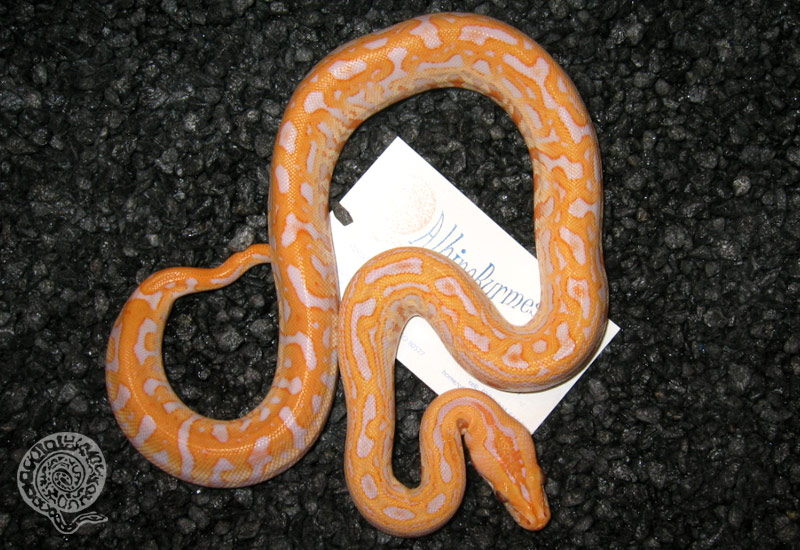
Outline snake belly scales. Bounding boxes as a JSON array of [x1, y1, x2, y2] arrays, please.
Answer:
[[105, 12, 607, 537]]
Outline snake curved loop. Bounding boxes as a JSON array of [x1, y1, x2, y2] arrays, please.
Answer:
[[106, 12, 607, 537]]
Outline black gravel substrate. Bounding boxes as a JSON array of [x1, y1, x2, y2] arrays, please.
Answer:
[[2, 1, 799, 548]]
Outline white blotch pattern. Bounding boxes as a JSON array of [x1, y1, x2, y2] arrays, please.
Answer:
[[287, 264, 336, 311], [418, 55, 464, 72], [178, 415, 199, 479], [502, 343, 528, 369], [500, 76, 523, 98], [133, 415, 156, 447], [365, 257, 423, 284], [278, 121, 297, 153], [284, 332, 317, 370], [539, 154, 584, 180], [381, 281, 430, 297], [151, 450, 169, 465], [329, 59, 368, 80], [132, 289, 162, 311], [361, 473, 379, 499], [380, 47, 409, 90], [568, 197, 594, 218], [210, 268, 243, 286], [320, 371, 336, 389], [434, 277, 478, 316], [212, 424, 229, 443], [350, 298, 377, 381], [279, 407, 307, 450], [300, 182, 314, 204], [472, 59, 491, 75], [143, 378, 167, 396], [111, 383, 131, 411], [383, 506, 415, 521], [210, 458, 234, 486], [106, 323, 121, 372], [567, 278, 591, 319], [247, 435, 273, 484], [306, 140, 318, 176], [464, 326, 490, 352], [364, 37, 388, 50], [278, 376, 303, 395], [410, 17, 443, 49], [427, 493, 446, 514], [459, 25, 518, 46], [281, 212, 322, 247], [559, 226, 587, 265], [553, 322, 576, 362], [134, 318, 159, 366], [274, 164, 290, 194], [357, 393, 377, 458]]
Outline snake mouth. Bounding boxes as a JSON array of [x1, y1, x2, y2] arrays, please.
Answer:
[[493, 472, 551, 532], [505, 495, 551, 531]]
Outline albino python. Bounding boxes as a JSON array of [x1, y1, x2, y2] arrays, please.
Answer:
[[106, 12, 607, 537]]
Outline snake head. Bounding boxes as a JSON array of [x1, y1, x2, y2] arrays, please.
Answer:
[[462, 397, 551, 531], [494, 465, 550, 531]]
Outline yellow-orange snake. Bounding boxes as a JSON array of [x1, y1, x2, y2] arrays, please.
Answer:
[[106, 12, 607, 537]]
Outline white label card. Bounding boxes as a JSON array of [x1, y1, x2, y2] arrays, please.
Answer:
[[330, 138, 620, 433]]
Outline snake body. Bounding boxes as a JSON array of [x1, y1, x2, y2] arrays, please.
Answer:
[[106, 13, 607, 537]]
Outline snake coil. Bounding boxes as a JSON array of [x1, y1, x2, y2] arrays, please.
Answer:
[[106, 13, 607, 537]]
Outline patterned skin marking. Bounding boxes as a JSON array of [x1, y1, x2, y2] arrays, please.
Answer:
[[210, 458, 234, 486], [211, 424, 228, 443], [356, 393, 377, 458], [132, 415, 156, 447], [408, 17, 443, 49], [384, 506, 416, 521], [133, 318, 159, 366], [329, 59, 368, 80], [279, 407, 307, 450], [106, 12, 606, 538], [427, 493, 447, 515], [110, 384, 130, 411], [459, 25, 519, 46], [361, 473, 379, 500], [149, 450, 168, 466], [278, 121, 297, 153], [274, 164, 291, 194]]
